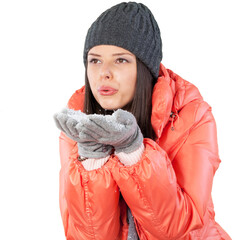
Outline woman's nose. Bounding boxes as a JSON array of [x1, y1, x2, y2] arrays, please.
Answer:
[[100, 63, 112, 80]]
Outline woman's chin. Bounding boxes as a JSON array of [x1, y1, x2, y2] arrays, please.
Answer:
[[100, 105, 118, 110], [99, 102, 122, 111]]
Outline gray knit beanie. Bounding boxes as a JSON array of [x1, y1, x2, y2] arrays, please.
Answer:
[[83, 2, 162, 79]]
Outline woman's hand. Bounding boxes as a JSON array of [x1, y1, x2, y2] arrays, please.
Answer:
[[54, 108, 143, 158], [82, 109, 143, 154], [54, 108, 113, 158]]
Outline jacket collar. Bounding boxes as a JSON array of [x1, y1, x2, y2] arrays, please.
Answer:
[[151, 63, 203, 139]]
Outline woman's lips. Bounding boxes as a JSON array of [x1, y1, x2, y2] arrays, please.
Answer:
[[98, 86, 118, 96]]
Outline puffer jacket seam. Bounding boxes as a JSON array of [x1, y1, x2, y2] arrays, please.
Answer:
[[82, 175, 97, 239], [131, 156, 172, 240]]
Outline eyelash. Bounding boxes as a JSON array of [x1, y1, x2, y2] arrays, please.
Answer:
[[116, 58, 129, 63], [89, 59, 100, 64], [89, 58, 129, 64]]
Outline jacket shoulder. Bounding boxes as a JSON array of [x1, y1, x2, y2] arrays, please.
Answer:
[[159, 99, 212, 160]]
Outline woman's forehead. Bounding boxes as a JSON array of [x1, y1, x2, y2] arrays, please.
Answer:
[[88, 45, 134, 57]]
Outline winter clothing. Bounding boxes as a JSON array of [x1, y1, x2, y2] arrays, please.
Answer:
[[127, 208, 139, 240], [56, 64, 231, 240], [83, 2, 162, 79], [54, 109, 143, 158], [54, 108, 143, 238], [78, 144, 144, 171], [116, 144, 144, 167], [80, 155, 110, 171], [73, 109, 143, 154], [54, 108, 113, 158], [57, 63, 231, 239]]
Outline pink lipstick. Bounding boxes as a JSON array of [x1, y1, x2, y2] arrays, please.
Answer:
[[98, 86, 118, 96]]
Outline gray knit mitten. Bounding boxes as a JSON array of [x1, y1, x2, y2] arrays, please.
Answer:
[[82, 109, 143, 154], [54, 108, 113, 158]]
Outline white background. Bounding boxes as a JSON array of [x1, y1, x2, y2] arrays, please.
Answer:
[[0, 0, 237, 239]]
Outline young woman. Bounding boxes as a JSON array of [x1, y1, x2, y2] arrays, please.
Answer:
[[54, 2, 231, 239]]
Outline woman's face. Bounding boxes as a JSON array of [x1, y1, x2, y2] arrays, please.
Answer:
[[87, 45, 137, 110]]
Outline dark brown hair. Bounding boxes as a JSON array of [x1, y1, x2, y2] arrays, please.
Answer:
[[83, 58, 156, 140]]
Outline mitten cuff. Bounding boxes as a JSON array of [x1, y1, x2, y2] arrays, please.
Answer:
[[81, 156, 110, 171], [115, 143, 144, 166]]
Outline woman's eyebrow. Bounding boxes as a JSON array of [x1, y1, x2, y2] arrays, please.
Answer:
[[88, 53, 101, 57], [112, 53, 133, 56], [88, 52, 133, 57]]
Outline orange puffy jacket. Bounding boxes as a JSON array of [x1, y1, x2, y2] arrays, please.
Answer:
[[58, 63, 231, 239]]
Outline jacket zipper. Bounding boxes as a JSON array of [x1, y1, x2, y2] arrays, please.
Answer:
[[170, 111, 178, 131]]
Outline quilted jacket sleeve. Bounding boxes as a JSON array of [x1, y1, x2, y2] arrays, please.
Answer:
[[110, 107, 220, 239], [59, 132, 121, 240]]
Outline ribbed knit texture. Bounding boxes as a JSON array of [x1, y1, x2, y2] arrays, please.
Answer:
[[81, 155, 110, 171], [83, 2, 162, 79], [116, 143, 144, 166], [81, 143, 144, 170]]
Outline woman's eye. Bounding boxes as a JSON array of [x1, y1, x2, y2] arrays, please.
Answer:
[[89, 59, 101, 64], [116, 58, 128, 64]]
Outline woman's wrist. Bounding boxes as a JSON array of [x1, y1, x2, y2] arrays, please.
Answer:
[[115, 143, 144, 166], [80, 155, 110, 171], [79, 142, 144, 170]]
